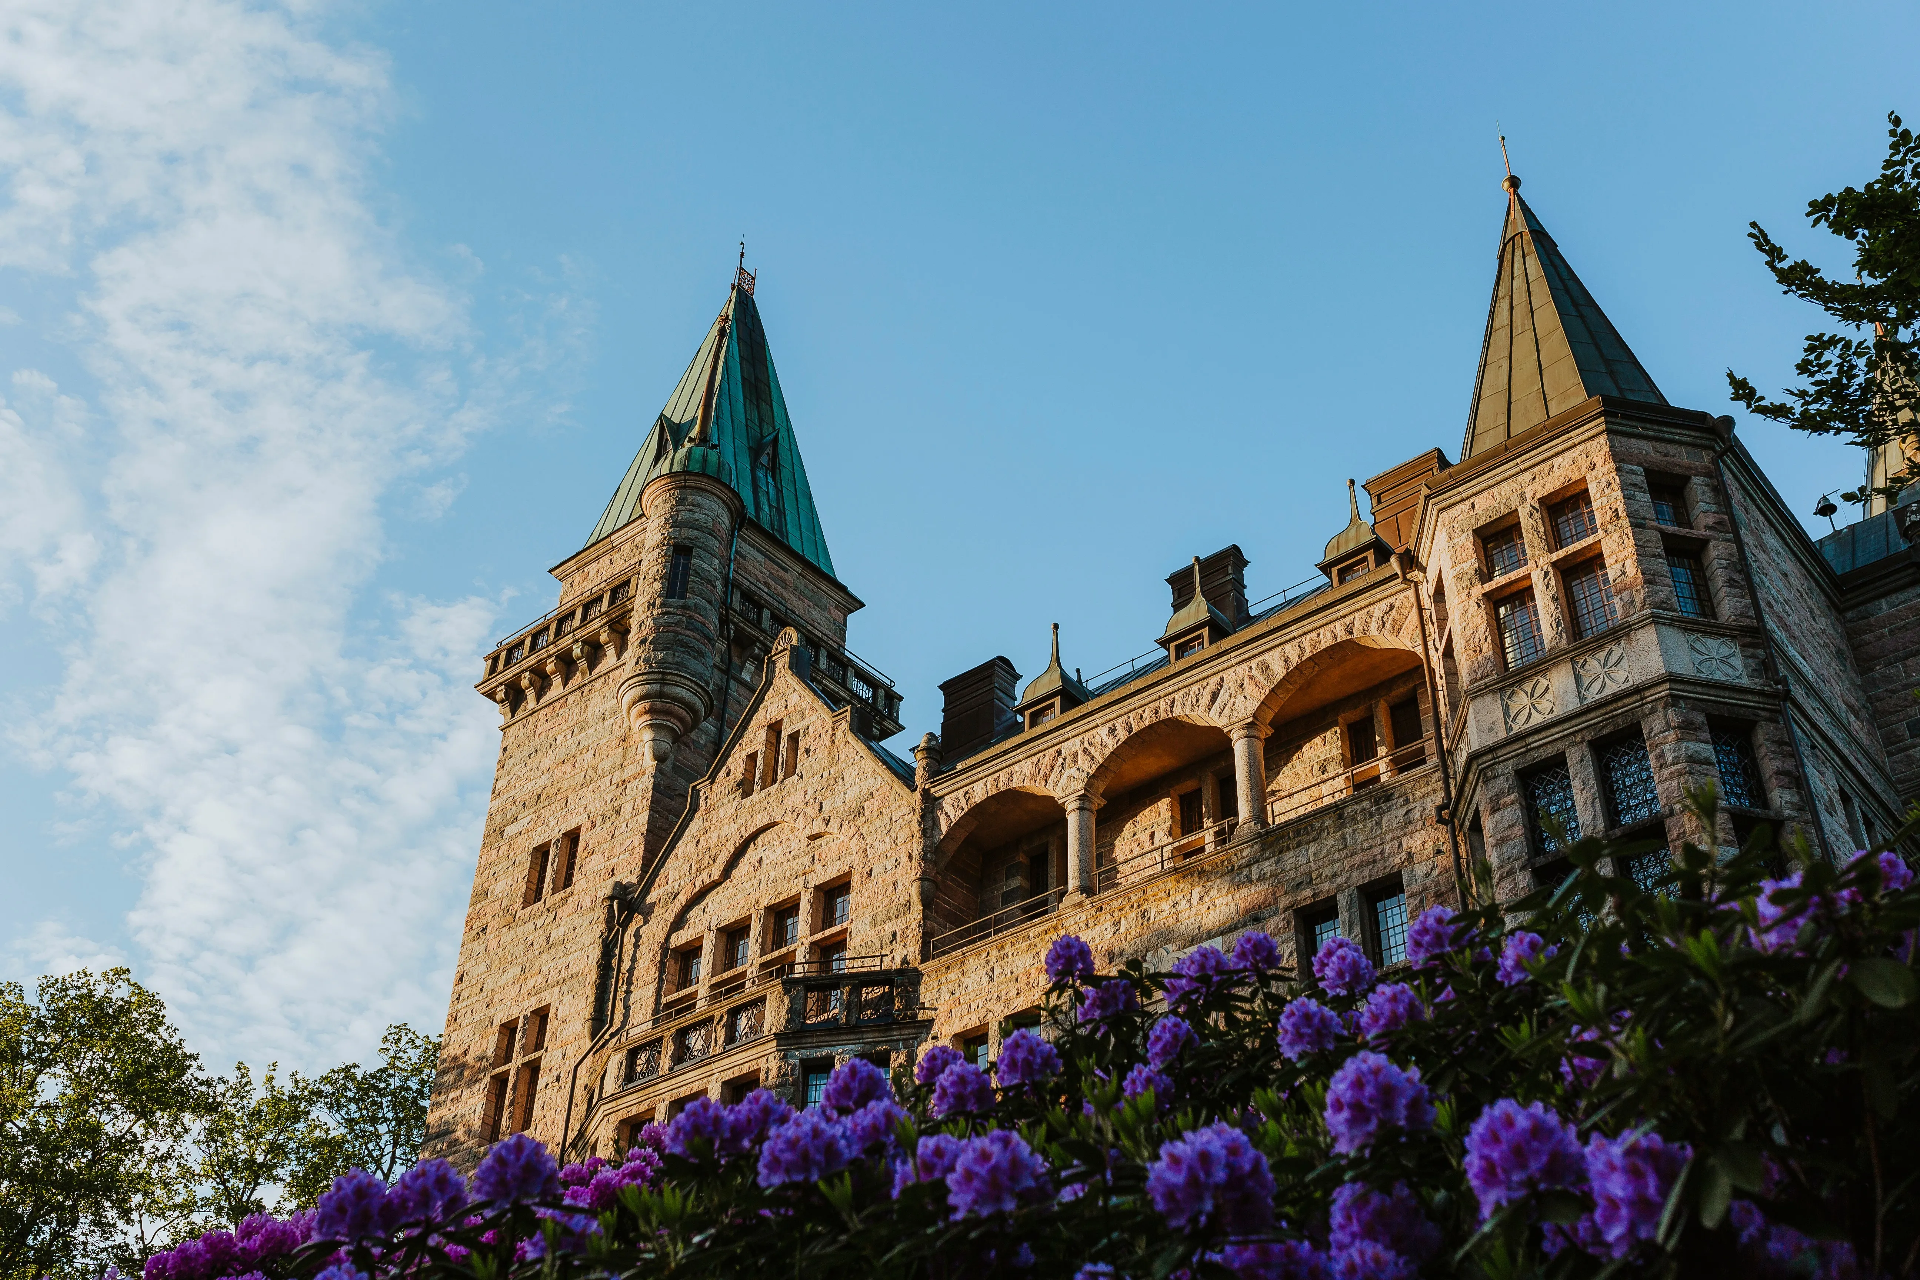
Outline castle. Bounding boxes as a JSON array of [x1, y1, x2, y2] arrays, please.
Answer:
[[421, 174, 1920, 1163]]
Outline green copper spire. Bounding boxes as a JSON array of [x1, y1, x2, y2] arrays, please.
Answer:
[[587, 269, 835, 577], [1462, 175, 1666, 459]]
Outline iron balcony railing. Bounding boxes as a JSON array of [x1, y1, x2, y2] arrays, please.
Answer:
[[1081, 573, 1329, 693], [486, 572, 637, 674], [1093, 816, 1242, 895], [928, 887, 1069, 959], [1265, 737, 1432, 827]]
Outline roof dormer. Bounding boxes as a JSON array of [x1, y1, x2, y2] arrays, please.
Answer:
[[1013, 623, 1093, 730]]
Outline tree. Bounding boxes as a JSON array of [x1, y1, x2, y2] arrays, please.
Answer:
[[190, 1063, 320, 1229], [0, 969, 205, 1280], [286, 1025, 439, 1204], [1729, 111, 1920, 507]]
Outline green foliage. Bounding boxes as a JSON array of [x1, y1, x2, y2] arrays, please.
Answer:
[[286, 1024, 441, 1203], [1728, 110, 1920, 504]]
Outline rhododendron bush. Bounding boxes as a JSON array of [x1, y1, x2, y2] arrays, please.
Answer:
[[138, 810, 1920, 1279]]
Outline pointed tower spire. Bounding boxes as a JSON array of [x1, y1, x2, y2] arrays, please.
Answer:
[[586, 266, 835, 576], [1462, 172, 1666, 459]]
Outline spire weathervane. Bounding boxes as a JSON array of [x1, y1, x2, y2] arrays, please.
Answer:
[[735, 237, 756, 296], [1499, 134, 1520, 194]]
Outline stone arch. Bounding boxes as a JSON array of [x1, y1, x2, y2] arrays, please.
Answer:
[[926, 787, 1068, 950], [1084, 714, 1233, 805], [932, 786, 1064, 874], [1251, 636, 1422, 733]]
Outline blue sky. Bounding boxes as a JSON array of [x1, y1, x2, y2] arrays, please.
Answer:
[[0, 0, 1911, 1073]]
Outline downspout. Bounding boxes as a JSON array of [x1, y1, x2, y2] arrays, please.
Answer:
[[1710, 417, 1836, 862], [1406, 551, 1467, 901], [560, 893, 638, 1158]]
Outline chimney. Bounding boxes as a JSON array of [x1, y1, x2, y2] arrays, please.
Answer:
[[937, 657, 1021, 762], [1166, 545, 1250, 629]]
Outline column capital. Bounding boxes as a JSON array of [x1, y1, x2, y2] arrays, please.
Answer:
[[1229, 718, 1267, 744], [1063, 790, 1097, 814]]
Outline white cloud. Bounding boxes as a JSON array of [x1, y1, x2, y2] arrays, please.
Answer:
[[0, 1, 555, 1069], [4, 920, 129, 983]]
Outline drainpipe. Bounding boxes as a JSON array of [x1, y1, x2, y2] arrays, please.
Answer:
[[1710, 417, 1835, 862], [713, 514, 744, 742], [1405, 551, 1467, 902]]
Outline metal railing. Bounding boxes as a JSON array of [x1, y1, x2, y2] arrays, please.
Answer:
[[487, 574, 636, 671], [1266, 738, 1432, 826], [929, 887, 1069, 959], [768, 953, 889, 979], [1093, 816, 1241, 895], [1080, 574, 1330, 693]]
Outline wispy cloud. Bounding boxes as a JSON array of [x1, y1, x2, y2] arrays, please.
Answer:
[[0, 1, 568, 1068]]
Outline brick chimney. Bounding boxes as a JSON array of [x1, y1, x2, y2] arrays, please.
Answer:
[[937, 657, 1021, 762]]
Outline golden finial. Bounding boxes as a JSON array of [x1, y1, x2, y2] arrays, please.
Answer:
[[1499, 134, 1521, 194]]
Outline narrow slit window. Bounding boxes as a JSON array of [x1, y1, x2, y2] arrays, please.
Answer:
[[552, 832, 578, 892], [1548, 491, 1599, 547], [1564, 559, 1619, 639], [524, 1006, 549, 1053], [1667, 552, 1712, 618], [664, 547, 693, 600], [1217, 772, 1238, 822], [783, 730, 801, 779], [523, 844, 551, 906], [484, 1072, 510, 1141], [1178, 789, 1203, 837], [761, 722, 783, 788], [511, 1059, 540, 1133], [1523, 761, 1581, 853], [1495, 593, 1545, 668], [1598, 736, 1660, 827], [740, 752, 759, 798]]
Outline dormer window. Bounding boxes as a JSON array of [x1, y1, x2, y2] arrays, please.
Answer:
[[1026, 701, 1058, 729], [1174, 636, 1206, 660], [1336, 557, 1370, 585]]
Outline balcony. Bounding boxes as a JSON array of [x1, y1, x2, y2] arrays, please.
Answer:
[[480, 572, 637, 705], [730, 589, 904, 737], [928, 888, 1068, 960], [1267, 737, 1432, 825]]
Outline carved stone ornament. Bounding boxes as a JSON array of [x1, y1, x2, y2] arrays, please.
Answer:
[[1502, 675, 1555, 731], [1573, 641, 1631, 703], [1686, 633, 1743, 682]]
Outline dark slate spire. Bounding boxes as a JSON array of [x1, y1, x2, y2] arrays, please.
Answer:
[[587, 268, 835, 576], [1462, 175, 1666, 459]]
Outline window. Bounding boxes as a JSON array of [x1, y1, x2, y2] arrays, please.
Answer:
[[960, 1033, 989, 1068], [1667, 552, 1712, 618], [1563, 560, 1618, 639], [1523, 761, 1581, 853], [803, 1060, 833, 1108], [1371, 890, 1408, 966], [726, 1001, 763, 1045], [1216, 772, 1238, 822], [1648, 480, 1689, 527], [483, 1072, 510, 1142], [672, 1022, 710, 1065], [740, 752, 759, 798], [754, 445, 784, 530], [819, 940, 848, 973], [491, 1020, 517, 1069], [1494, 593, 1545, 668], [522, 844, 551, 906], [1027, 703, 1057, 728], [614, 1113, 654, 1151], [1174, 636, 1205, 659], [665, 547, 693, 600], [1389, 698, 1422, 752], [551, 832, 579, 893], [723, 926, 750, 972], [1710, 723, 1763, 809], [1442, 640, 1461, 719], [674, 945, 702, 992], [772, 906, 801, 950], [1299, 902, 1340, 961], [823, 883, 851, 929], [623, 1040, 661, 1084], [1337, 558, 1369, 584], [1178, 788, 1204, 837], [1625, 851, 1671, 895], [510, 1058, 540, 1134], [1347, 717, 1378, 765], [761, 722, 784, 788], [783, 730, 802, 779], [722, 1074, 760, 1105], [1483, 525, 1528, 577], [1598, 736, 1661, 828], [1548, 491, 1599, 548], [1312, 915, 1342, 956], [524, 1006, 549, 1053]]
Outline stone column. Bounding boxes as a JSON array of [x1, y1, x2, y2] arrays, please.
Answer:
[[1230, 721, 1268, 831], [1063, 792, 1097, 901]]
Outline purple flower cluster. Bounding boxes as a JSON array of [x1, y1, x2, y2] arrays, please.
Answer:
[[1462, 1099, 1585, 1220], [472, 1132, 562, 1204], [756, 1108, 853, 1187], [143, 1212, 316, 1280], [915, 1043, 963, 1085], [665, 1090, 796, 1160], [1231, 930, 1282, 972], [1078, 978, 1139, 1029], [1220, 1240, 1331, 1279], [891, 1132, 964, 1199], [945, 1129, 1053, 1218], [1356, 984, 1426, 1043], [1147, 1015, 1197, 1068], [1754, 870, 1811, 954], [1329, 1182, 1440, 1267], [1312, 937, 1376, 997], [1165, 945, 1236, 1007], [1145, 1121, 1276, 1233], [840, 1098, 910, 1155], [561, 1152, 661, 1212], [820, 1057, 891, 1115], [1046, 934, 1097, 982], [1732, 1199, 1862, 1279], [996, 1028, 1062, 1088], [314, 1169, 389, 1240], [1277, 997, 1345, 1062], [1323, 1052, 1433, 1155], [1328, 1240, 1415, 1279], [1581, 1130, 1692, 1259], [1496, 931, 1556, 986], [931, 1062, 997, 1117], [1558, 1024, 1612, 1089], [1123, 1063, 1172, 1104]]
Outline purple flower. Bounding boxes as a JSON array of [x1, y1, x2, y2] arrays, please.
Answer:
[[1754, 871, 1810, 953], [635, 1121, 668, 1152], [756, 1109, 852, 1187], [1462, 1099, 1586, 1220], [1165, 946, 1236, 1007], [820, 1057, 892, 1116], [1277, 997, 1345, 1061], [384, 1159, 466, 1227], [945, 1129, 1052, 1218], [892, 1132, 965, 1199], [914, 1044, 964, 1085], [1046, 934, 1096, 982], [1078, 979, 1139, 1028], [1497, 932, 1556, 986], [313, 1170, 388, 1241], [1145, 1121, 1276, 1234], [1559, 1025, 1611, 1089], [472, 1133, 560, 1204], [1073, 1266, 1120, 1280], [1231, 931, 1283, 973], [1147, 1015, 1197, 1068], [1123, 1063, 1171, 1104], [1323, 1052, 1434, 1155], [1584, 1130, 1692, 1259], [664, 1096, 733, 1158], [841, 1098, 909, 1155], [996, 1028, 1062, 1088], [1221, 1241, 1331, 1280], [312, 1268, 368, 1280], [1329, 1241, 1415, 1280], [1850, 849, 1914, 895], [1731, 1199, 1862, 1278], [564, 1153, 660, 1211], [931, 1062, 996, 1117], [1356, 984, 1426, 1043], [1404, 905, 1465, 968], [1329, 1182, 1440, 1263], [1312, 937, 1376, 997], [727, 1089, 795, 1151]]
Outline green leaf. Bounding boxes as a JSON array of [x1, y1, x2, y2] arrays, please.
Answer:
[[1537, 1190, 1589, 1224], [1849, 958, 1918, 1008], [1698, 1159, 1732, 1230]]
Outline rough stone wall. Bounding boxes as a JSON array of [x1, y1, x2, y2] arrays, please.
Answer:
[[1839, 563, 1920, 810]]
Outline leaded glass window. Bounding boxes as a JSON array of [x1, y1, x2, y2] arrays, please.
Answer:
[[1565, 560, 1619, 639], [1496, 593, 1545, 669], [1711, 724, 1762, 809], [1312, 915, 1341, 957], [1524, 762, 1581, 852], [1484, 526, 1528, 577], [1626, 851, 1671, 895], [1549, 492, 1599, 547], [804, 1063, 832, 1108], [1667, 553, 1712, 618], [1373, 893, 1408, 965], [1599, 736, 1660, 827], [1649, 483, 1688, 527]]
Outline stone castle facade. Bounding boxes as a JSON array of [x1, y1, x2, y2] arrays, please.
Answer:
[[421, 175, 1920, 1164]]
